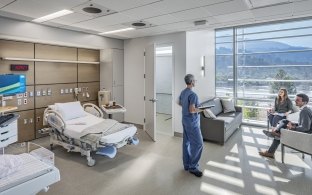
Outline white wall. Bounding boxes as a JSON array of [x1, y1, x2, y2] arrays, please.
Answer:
[[124, 32, 186, 133], [186, 30, 215, 102], [0, 17, 123, 49]]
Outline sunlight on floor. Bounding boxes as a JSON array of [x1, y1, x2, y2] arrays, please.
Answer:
[[251, 170, 272, 181], [203, 170, 245, 187], [225, 155, 240, 163], [206, 161, 242, 173], [201, 182, 241, 195]]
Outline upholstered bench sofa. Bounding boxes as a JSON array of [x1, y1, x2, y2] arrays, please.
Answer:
[[200, 98, 242, 145]]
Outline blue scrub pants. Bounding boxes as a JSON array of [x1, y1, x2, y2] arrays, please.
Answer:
[[182, 120, 203, 171]]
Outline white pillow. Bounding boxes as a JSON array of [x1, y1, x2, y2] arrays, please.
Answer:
[[55, 101, 86, 121], [221, 99, 236, 113], [203, 109, 217, 119]]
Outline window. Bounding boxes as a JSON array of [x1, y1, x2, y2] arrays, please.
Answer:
[[216, 19, 312, 124]]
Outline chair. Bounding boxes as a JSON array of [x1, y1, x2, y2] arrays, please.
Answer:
[[280, 129, 312, 163]]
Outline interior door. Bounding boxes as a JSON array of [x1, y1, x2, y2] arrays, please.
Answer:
[[144, 44, 156, 141]]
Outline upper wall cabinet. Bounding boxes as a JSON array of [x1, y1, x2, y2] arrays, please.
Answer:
[[78, 49, 99, 62], [0, 40, 34, 58], [100, 49, 124, 89], [35, 44, 77, 61]]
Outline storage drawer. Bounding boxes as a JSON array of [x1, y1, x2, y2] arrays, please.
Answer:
[[0, 135, 17, 148], [0, 120, 17, 134]]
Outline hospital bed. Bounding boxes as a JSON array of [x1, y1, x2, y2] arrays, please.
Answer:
[[0, 143, 60, 195], [44, 101, 138, 166]]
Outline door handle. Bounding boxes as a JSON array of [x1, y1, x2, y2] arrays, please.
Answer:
[[149, 98, 158, 103]]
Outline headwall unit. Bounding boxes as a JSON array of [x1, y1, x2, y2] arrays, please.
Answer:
[[0, 39, 100, 142]]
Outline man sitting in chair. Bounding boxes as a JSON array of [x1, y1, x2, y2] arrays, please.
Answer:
[[259, 93, 312, 158]]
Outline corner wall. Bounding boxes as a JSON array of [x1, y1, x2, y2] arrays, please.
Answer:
[[186, 30, 215, 102]]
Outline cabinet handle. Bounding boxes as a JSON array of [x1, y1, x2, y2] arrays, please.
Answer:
[[1, 138, 9, 142], [1, 131, 8, 135]]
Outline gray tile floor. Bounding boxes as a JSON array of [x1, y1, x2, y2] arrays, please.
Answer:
[[5, 125, 312, 195]]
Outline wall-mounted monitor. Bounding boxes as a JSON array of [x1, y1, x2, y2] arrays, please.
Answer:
[[0, 74, 26, 96]]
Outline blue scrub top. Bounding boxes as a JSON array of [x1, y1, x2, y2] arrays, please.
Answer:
[[179, 88, 200, 123]]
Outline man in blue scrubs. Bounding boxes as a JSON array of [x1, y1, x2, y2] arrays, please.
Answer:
[[179, 74, 203, 177]]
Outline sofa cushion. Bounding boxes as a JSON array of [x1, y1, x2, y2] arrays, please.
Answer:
[[221, 99, 236, 113], [209, 98, 223, 116], [217, 112, 242, 131], [203, 109, 217, 119]]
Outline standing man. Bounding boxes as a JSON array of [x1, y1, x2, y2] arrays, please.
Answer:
[[259, 93, 312, 158], [178, 74, 203, 177]]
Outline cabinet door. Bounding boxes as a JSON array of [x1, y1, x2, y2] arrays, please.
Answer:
[[16, 110, 35, 142], [112, 49, 124, 87], [112, 86, 124, 122]]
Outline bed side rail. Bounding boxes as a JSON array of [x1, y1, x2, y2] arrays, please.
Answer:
[[83, 103, 104, 118]]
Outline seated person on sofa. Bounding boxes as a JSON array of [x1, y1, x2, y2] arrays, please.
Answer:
[[263, 88, 293, 137], [259, 93, 312, 159]]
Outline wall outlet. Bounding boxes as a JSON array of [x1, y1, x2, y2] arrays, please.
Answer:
[[29, 91, 34, 97], [42, 90, 46, 96], [60, 89, 64, 94], [65, 88, 69, 94], [36, 90, 41, 96], [24, 99, 27, 104], [17, 99, 22, 106], [24, 92, 28, 97], [24, 119, 28, 124]]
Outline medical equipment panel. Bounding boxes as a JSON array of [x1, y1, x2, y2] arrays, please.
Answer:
[[15, 110, 35, 142], [77, 82, 100, 102], [35, 84, 77, 108], [2, 86, 35, 112]]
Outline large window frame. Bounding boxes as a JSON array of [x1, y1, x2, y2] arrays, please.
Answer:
[[215, 18, 312, 125]]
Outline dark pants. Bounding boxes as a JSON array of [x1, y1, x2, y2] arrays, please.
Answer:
[[268, 119, 289, 154], [268, 114, 286, 127]]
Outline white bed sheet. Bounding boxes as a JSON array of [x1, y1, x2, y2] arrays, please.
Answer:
[[64, 112, 136, 144], [0, 153, 58, 194]]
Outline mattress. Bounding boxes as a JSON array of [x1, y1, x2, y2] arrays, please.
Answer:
[[64, 112, 137, 143], [0, 153, 53, 193]]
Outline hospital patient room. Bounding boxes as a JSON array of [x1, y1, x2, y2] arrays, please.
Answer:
[[0, 42, 140, 195]]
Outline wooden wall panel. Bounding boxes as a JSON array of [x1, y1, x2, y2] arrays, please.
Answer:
[[35, 44, 76, 61], [78, 49, 99, 62], [78, 82, 100, 102], [35, 62, 77, 84], [0, 40, 34, 58], [35, 83, 77, 108], [16, 110, 35, 142], [0, 60, 34, 85], [78, 63, 100, 82]]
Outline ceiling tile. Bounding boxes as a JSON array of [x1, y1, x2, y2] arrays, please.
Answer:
[[92, 0, 160, 11], [251, 3, 293, 18], [201, 0, 249, 16], [247, 0, 291, 9], [214, 10, 254, 23], [293, 0, 312, 13], [160, 0, 231, 13], [171, 8, 211, 21], [1, 0, 86, 18], [72, 13, 136, 29], [159, 21, 194, 31], [0, 0, 15, 8], [121, 1, 171, 20], [145, 14, 181, 25], [48, 13, 93, 26]]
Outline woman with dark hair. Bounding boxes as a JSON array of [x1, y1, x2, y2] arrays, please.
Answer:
[[264, 88, 293, 136]]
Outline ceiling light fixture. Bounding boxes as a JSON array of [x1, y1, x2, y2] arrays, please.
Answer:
[[32, 9, 73, 23], [99, 27, 135, 35]]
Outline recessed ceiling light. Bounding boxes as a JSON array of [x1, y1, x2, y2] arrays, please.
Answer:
[[99, 27, 135, 35], [32, 9, 73, 23]]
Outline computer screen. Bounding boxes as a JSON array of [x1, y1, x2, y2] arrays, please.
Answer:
[[0, 74, 26, 96]]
